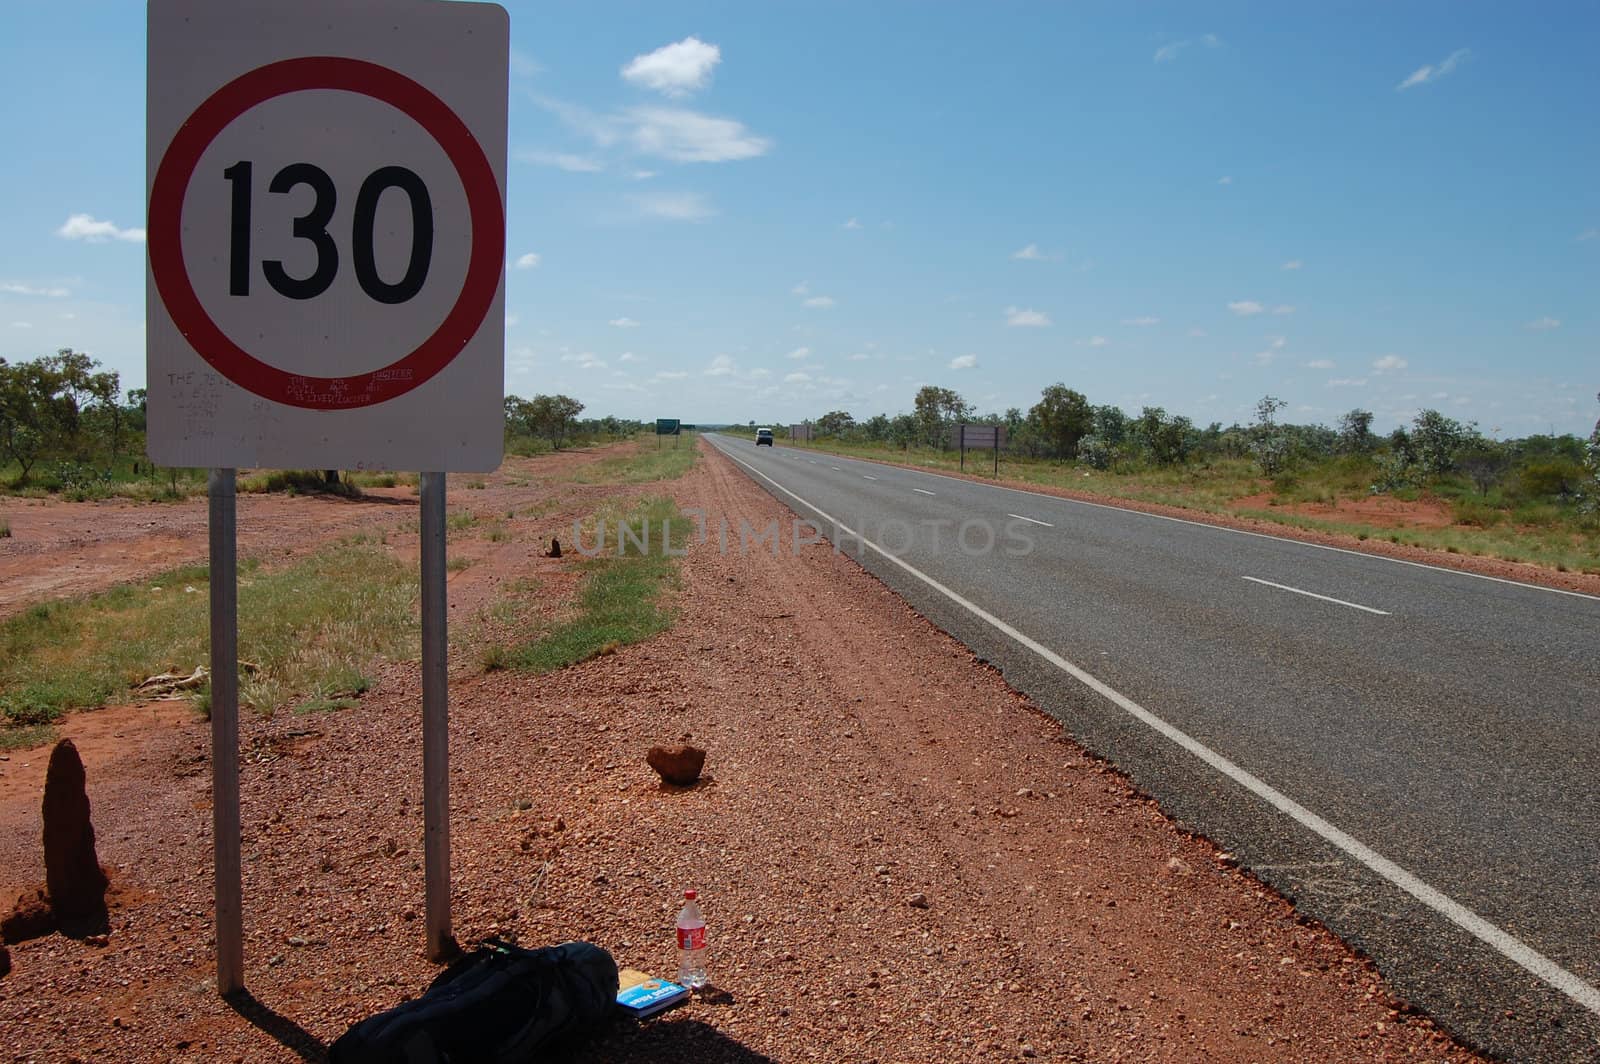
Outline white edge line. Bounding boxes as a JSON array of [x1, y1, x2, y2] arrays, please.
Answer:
[[912, 488, 936, 496], [730, 436, 1600, 603], [710, 439, 1600, 1019], [1242, 576, 1390, 616], [1007, 513, 1054, 528]]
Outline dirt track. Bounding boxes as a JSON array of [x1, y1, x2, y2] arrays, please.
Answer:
[[0, 441, 1480, 1061]]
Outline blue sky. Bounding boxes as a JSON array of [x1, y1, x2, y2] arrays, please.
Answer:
[[2, 1, 1597, 436]]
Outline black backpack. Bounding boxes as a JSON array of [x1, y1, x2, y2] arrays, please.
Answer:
[[329, 940, 620, 1063]]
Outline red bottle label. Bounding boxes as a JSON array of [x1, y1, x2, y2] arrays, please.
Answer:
[[677, 925, 705, 950]]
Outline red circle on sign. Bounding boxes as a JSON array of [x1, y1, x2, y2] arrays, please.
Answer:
[[148, 56, 504, 410]]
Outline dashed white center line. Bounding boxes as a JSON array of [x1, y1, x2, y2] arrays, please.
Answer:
[[1007, 513, 1054, 527], [912, 488, 936, 496], [1242, 576, 1390, 616], [862, 475, 878, 481], [831, 466, 841, 471]]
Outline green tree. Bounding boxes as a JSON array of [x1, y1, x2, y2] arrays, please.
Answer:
[[912, 386, 970, 448], [1028, 383, 1092, 461], [816, 410, 856, 437], [1336, 409, 1375, 454], [1251, 395, 1290, 475], [1410, 409, 1475, 477]]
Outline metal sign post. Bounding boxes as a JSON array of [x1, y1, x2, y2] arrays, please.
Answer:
[[419, 472, 453, 960], [207, 468, 243, 995]]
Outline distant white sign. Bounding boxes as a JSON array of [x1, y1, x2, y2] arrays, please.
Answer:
[[146, 0, 508, 471]]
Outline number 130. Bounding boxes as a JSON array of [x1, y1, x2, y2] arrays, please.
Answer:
[[223, 161, 433, 305]]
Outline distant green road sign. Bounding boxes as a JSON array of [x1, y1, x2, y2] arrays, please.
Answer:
[[656, 418, 681, 435]]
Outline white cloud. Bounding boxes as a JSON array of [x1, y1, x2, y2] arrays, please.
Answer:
[[1579, 229, 1599, 242], [536, 95, 770, 164], [1269, 335, 1287, 350], [1, 281, 70, 297], [1187, 327, 1207, 337], [1306, 359, 1336, 370], [1010, 243, 1053, 261], [802, 296, 835, 309], [514, 252, 541, 269], [609, 316, 640, 328], [619, 352, 641, 363], [1155, 36, 1218, 64], [1217, 175, 1233, 186], [57, 213, 145, 243], [1397, 48, 1470, 91], [704, 354, 736, 377], [622, 36, 721, 97], [1227, 300, 1264, 316], [949, 354, 978, 370], [1005, 306, 1052, 327], [626, 106, 770, 162], [784, 371, 812, 384], [1272, 304, 1296, 315], [517, 150, 604, 173], [1281, 260, 1303, 271], [655, 370, 688, 381], [843, 217, 863, 230], [1253, 349, 1276, 366], [1527, 316, 1561, 331], [1121, 316, 1160, 326], [791, 281, 810, 296], [630, 192, 715, 221], [1328, 377, 1369, 387], [632, 169, 658, 180], [560, 351, 606, 370], [510, 49, 543, 78], [1372, 355, 1409, 373], [787, 346, 811, 360], [847, 352, 870, 361], [11, 321, 34, 329], [1086, 336, 1109, 347]]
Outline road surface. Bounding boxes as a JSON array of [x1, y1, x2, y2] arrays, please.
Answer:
[[705, 433, 1600, 1062]]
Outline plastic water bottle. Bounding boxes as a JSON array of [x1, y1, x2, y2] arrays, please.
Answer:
[[675, 888, 708, 988]]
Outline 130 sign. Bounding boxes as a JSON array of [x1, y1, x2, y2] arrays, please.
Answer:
[[222, 160, 434, 304]]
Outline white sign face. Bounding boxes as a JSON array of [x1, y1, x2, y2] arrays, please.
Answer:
[[146, 0, 508, 471]]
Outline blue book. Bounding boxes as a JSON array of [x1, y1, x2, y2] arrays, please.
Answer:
[[616, 969, 690, 1018]]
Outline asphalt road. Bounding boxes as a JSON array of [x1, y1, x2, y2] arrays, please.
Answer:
[[705, 433, 1600, 1063]]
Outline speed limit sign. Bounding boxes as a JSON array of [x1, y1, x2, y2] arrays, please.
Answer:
[[146, 0, 508, 471]]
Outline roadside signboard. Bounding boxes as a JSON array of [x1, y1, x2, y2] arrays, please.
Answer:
[[656, 418, 681, 435], [954, 423, 1007, 473], [146, 0, 509, 993], [790, 423, 813, 441], [146, 0, 508, 471]]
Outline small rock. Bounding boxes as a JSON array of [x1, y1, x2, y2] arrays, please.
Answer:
[[1020, 1045, 1036, 1058], [548, 538, 562, 558], [287, 936, 308, 947], [646, 744, 706, 786], [1215, 852, 1238, 866], [1165, 857, 1192, 876], [905, 892, 929, 909], [1015, 788, 1035, 799]]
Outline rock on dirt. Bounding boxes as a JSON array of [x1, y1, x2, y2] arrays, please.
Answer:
[[1, 889, 54, 944], [42, 739, 108, 924], [646, 743, 706, 786]]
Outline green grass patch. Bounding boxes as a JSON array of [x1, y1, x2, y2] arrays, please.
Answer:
[[0, 520, 10, 538], [447, 556, 473, 572], [569, 434, 699, 485], [0, 540, 417, 742], [501, 496, 686, 674], [238, 470, 361, 497]]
